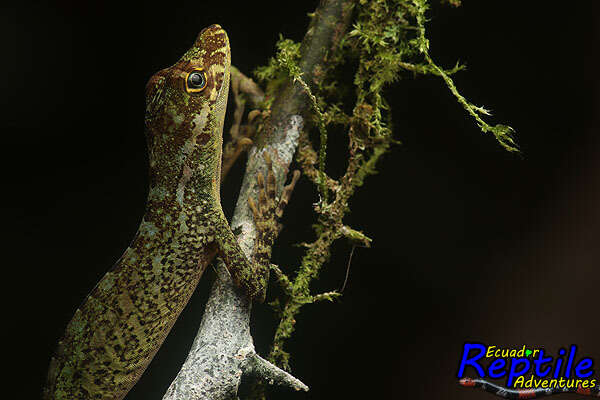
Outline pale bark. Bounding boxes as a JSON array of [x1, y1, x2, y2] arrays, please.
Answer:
[[163, 0, 356, 398]]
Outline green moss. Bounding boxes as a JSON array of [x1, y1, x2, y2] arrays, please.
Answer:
[[251, 0, 517, 388], [254, 36, 302, 103]]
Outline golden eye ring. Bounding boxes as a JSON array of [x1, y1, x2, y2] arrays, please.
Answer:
[[185, 68, 207, 93]]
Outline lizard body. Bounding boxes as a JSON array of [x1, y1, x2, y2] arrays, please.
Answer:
[[44, 25, 268, 400]]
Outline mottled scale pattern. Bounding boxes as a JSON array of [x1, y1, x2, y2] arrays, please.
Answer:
[[43, 25, 271, 400]]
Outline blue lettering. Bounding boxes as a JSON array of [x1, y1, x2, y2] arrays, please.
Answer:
[[575, 358, 594, 378], [458, 343, 486, 378], [534, 350, 553, 377], [565, 345, 577, 378], [489, 358, 507, 378], [554, 349, 566, 378], [508, 358, 530, 387]]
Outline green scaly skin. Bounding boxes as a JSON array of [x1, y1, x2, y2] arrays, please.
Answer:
[[44, 25, 269, 400]]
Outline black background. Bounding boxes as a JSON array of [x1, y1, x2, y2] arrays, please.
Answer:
[[4, 1, 599, 399]]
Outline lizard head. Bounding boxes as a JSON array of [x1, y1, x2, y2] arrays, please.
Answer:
[[144, 25, 230, 207]]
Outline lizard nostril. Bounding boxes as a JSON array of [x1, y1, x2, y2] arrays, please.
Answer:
[[199, 24, 222, 36], [196, 24, 227, 46]]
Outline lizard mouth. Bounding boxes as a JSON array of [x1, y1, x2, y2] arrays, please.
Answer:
[[199, 24, 223, 36], [195, 24, 229, 52]]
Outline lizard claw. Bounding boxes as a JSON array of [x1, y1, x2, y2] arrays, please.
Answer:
[[247, 152, 300, 301]]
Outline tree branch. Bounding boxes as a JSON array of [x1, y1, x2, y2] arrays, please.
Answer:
[[162, 116, 303, 400], [162, 1, 356, 398], [221, 66, 265, 181]]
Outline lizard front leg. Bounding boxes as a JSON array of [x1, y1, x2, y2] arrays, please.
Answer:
[[216, 153, 299, 302], [248, 153, 300, 302]]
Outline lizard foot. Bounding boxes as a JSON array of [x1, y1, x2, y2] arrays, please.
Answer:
[[247, 153, 300, 302]]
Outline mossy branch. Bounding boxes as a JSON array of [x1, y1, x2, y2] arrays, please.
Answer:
[[411, 0, 518, 152], [230, 1, 518, 399], [259, 0, 518, 384]]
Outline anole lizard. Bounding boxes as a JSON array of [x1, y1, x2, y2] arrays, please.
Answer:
[[44, 24, 292, 400]]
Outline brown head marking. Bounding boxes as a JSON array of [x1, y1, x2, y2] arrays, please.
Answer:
[[144, 24, 231, 208]]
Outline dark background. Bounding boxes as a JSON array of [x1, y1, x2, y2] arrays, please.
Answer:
[[4, 1, 599, 399]]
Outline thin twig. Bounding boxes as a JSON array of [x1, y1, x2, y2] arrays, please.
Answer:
[[340, 245, 356, 293]]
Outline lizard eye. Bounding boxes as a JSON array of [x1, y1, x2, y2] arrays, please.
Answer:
[[185, 69, 207, 93]]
